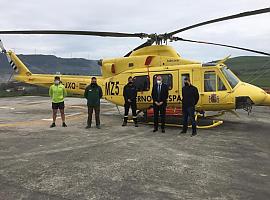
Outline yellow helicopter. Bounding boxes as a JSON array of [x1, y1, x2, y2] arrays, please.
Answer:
[[0, 8, 270, 127]]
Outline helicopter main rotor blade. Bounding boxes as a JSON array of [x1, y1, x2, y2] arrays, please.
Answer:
[[0, 30, 147, 38], [124, 39, 154, 57], [168, 7, 270, 36], [175, 37, 270, 56]]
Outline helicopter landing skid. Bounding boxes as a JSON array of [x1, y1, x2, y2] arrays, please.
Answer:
[[139, 120, 223, 129], [132, 111, 224, 129]]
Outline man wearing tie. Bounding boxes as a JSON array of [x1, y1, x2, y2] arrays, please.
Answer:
[[151, 75, 169, 133]]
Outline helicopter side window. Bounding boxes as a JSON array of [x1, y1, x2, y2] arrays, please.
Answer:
[[221, 67, 239, 89], [218, 76, 227, 91], [204, 72, 216, 92], [133, 75, 150, 91], [153, 74, 173, 90]]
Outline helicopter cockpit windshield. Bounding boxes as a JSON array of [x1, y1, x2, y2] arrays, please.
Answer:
[[221, 66, 239, 89]]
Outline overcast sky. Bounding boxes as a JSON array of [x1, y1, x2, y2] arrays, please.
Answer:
[[0, 0, 269, 62]]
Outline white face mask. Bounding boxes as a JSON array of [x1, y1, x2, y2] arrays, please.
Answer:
[[54, 80, 60, 85], [157, 80, 162, 85]]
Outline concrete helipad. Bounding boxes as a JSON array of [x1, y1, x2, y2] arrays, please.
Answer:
[[0, 96, 269, 200]]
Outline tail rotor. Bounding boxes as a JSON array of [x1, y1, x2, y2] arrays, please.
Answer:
[[0, 39, 6, 53]]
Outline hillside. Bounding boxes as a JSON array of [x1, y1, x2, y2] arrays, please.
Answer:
[[0, 54, 101, 82], [225, 56, 270, 87]]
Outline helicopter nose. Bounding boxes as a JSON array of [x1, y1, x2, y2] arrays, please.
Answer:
[[262, 94, 270, 106], [250, 88, 268, 105], [245, 83, 270, 106]]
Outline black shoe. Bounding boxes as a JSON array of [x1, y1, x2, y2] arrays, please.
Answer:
[[162, 129, 165, 133], [62, 122, 67, 127], [191, 132, 197, 137], [180, 130, 187, 134], [135, 123, 138, 127], [85, 125, 91, 129], [96, 125, 101, 129], [50, 123, 56, 128], [153, 129, 158, 132], [122, 122, 127, 127]]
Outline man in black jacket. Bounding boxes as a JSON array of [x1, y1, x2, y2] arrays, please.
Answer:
[[122, 76, 138, 127], [151, 75, 169, 133], [180, 77, 199, 136]]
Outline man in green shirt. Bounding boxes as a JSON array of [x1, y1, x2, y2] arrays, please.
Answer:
[[84, 77, 103, 129], [49, 76, 67, 128]]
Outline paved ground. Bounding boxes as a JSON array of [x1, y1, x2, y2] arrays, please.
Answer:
[[0, 96, 269, 200]]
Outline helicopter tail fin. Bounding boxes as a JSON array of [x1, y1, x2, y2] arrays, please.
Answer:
[[6, 50, 32, 76], [0, 40, 32, 77]]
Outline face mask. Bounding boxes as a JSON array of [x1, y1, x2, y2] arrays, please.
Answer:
[[91, 82, 97, 85], [54, 80, 60, 85], [157, 80, 162, 85], [128, 81, 133, 84], [184, 82, 189, 86]]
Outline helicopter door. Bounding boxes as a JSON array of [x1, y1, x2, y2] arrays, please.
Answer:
[[179, 70, 193, 104], [201, 70, 229, 110], [152, 71, 179, 105], [180, 72, 192, 89], [132, 71, 179, 107]]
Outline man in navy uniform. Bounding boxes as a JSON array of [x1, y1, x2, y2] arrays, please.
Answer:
[[151, 75, 169, 133], [180, 77, 199, 136], [122, 76, 138, 127]]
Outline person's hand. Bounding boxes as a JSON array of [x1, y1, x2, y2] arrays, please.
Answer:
[[159, 101, 163, 105], [155, 101, 159, 105], [128, 99, 132, 102]]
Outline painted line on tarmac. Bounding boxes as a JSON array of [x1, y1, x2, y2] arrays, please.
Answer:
[[42, 113, 82, 121], [0, 106, 15, 110], [69, 105, 86, 109], [0, 104, 86, 127], [0, 112, 86, 127], [26, 101, 48, 105], [14, 111, 27, 114]]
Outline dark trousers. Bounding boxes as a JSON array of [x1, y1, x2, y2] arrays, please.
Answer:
[[87, 105, 100, 126], [182, 106, 197, 133], [124, 102, 137, 123], [153, 103, 166, 130]]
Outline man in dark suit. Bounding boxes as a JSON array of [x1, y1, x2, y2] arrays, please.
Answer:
[[180, 77, 199, 136], [151, 75, 169, 133]]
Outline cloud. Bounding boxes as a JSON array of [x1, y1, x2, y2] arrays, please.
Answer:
[[0, 0, 269, 61]]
